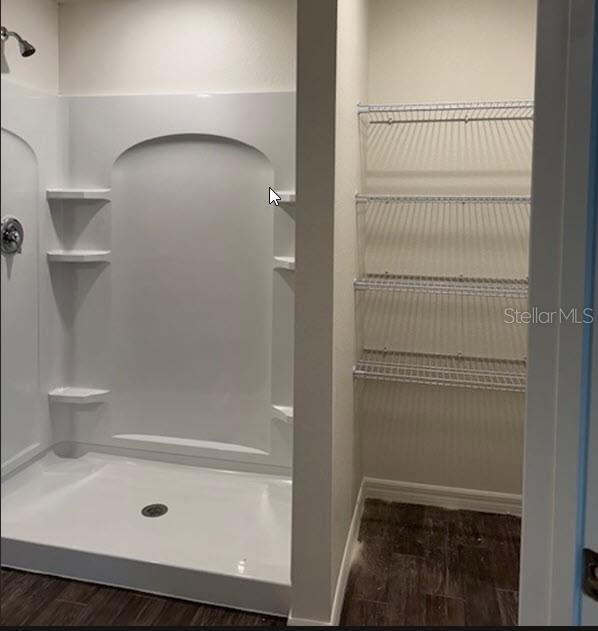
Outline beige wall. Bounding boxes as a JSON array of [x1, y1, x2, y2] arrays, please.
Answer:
[[292, 0, 367, 624], [331, 0, 368, 594], [57, 0, 296, 95], [369, 0, 536, 103], [0, 0, 59, 93], [292, 0, 336, 622], [360, 0, 537, 494]]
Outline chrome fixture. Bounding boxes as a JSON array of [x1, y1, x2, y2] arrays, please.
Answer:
[[0, 26, 36, 57], [1, 216, 24, 255]]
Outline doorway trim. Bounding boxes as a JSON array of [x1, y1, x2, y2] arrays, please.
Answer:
[[519, 0, 597, 625]]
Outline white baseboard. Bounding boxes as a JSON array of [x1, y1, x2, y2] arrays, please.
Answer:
[[287, 615, 331, 626], [363, 476, 522, 515], [329, 483, 364, 625], [287, 484, 365, 627]]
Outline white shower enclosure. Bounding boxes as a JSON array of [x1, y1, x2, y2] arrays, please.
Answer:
[[1, 79, 296, 615]]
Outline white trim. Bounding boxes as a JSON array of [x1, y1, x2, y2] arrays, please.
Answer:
[[363, 477, 522, 515], [287, 615, 331, 626], [330, 484, 365, 625], [520, 1, 597, 625], [288, 484, 365, 627]]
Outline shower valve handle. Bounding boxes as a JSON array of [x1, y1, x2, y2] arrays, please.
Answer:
[[1, 216, 24, 255]]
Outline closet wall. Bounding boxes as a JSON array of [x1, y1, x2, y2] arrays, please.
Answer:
[[360, 0, 537, 496], [369, 0, 536, 102], [292, 0, 368, 623]]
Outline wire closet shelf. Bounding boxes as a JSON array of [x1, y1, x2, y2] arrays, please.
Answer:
[[354, 274, 528, 298], [354, 100, 533, 392], [355, 195, 530, 297], [354, 350, 527, 392], [355, 194, 531, 205], [357, 99, 534, 124]]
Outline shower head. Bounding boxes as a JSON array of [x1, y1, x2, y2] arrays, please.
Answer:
[[1, 26, 36, 57]]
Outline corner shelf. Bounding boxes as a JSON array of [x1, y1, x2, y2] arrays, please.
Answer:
[[273, 256, 295, 271], [354, 349, 526, 392], [47, 250, 111, 264], [355, 274, 528, 298], [272, 404, 294, 423], [278, 190, 296, 204], [48, 387, 110, 404], [47, 188, 111, 201]]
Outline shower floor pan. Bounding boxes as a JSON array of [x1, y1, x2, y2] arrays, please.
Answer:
[[0, 452, 291, 616]]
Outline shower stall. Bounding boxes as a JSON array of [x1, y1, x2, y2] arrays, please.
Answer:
[[1, 0, 296, 616]]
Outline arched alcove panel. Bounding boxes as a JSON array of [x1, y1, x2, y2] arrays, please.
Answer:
[[107, 134, 275, 455]]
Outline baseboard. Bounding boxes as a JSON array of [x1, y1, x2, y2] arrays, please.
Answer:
[[329, 482, 365, 625], [363, 477, 522, 515], [287, 615, 331, 626], [288, 484, 365, 627]]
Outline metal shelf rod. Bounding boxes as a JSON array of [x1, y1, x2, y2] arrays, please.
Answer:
[[354, 349, 527, 392], [358, 99, 534, 114], [369, 115, 533, 124], [354, 274, 528, 298], [355, 194, 531, 204]]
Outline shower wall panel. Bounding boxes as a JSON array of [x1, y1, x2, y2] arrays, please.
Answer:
[[1, 80, 67, 477], [52, 92, 295, 473]]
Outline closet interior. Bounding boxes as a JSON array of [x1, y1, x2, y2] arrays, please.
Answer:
[[353, 1, 535, 497]]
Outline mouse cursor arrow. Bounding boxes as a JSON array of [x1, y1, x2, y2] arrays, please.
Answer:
[[269, 187, 282, 206]]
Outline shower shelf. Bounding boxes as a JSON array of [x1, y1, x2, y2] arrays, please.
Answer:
[[272, 404, 293, 423], [354, 274, 528, 298], [278, 190, 296, 204], [355, 194, 531, 205], [46, 188, 111, 201], [354, 349, 526, 392], [47, 250, 111, 263], [48, 387, 110, 404], [273, 256, 295, 271], [357, 100, 534, 124]]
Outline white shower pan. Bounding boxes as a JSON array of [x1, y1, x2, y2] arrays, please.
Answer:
[[0, 452, 291, 615]]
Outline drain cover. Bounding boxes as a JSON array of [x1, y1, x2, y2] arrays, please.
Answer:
[[141, 503, 168, 518]]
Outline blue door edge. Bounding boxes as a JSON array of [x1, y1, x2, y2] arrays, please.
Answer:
[[573, 1, 598, 624]]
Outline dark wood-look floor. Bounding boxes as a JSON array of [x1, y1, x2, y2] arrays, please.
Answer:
[[1, 501, 520, 628], [0, 569, 285, 627], [340, 499, 521, 626]]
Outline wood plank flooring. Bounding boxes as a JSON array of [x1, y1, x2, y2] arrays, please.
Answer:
[[1, 500, 520, 627], [340, 500, 521, 626], [0, 570, 285, 627]]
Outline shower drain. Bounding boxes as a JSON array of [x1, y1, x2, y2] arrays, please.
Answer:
[[141, 503, 168, 518]]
